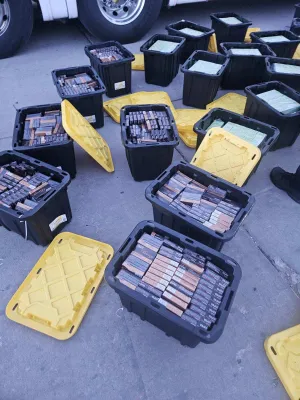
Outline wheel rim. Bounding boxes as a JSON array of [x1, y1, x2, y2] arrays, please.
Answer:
[[97, 0, 145, 25], [0, 0, 10, 37]]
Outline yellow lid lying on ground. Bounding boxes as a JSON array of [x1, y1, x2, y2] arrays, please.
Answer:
[[206, 93, 247, 115], [191, 128, 261, 186], [61, 100, 114, 173], [265, 324, 300, 400], [208, 33, 218, 53], [103, 91, 177, 123], [245, 27, 261, 43], [132, 54, 145, 70], [293, 44, 300, 60], [175, 109, 208, 148], [6, 232, 114, 340]]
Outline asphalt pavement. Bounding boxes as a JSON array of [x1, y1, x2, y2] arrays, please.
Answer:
[[0, 1, 299, 399]]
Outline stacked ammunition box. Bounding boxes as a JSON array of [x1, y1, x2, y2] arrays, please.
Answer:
[[22, 110, 68, 147], [125, 110, 173, 144], [0, 161, 59, 214], [57, 72, 99, 96], [155, 171, 241, 234], [89, 45, 124, 63], [116, 231, 230, 331]]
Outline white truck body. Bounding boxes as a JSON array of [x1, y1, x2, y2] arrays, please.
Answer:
[[38, 0, 207, 21]]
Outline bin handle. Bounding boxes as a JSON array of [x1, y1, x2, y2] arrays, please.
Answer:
[[157, 170, 168, 181], [225, 290, 234, 311], [119, 237, 132, 253]]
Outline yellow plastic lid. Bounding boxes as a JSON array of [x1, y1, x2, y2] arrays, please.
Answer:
[[6, 232, 114, 340], [132, 54, 145, 70], [61, 100, 114, 173], [245, 27, 261, 43], [191, 127, 261, 186], [208, 33, 218, 53], [265, 324, 300, 400], [103, 91, 177, 123], [293, 44, 300, 60], [206, 93, 247, 115], [175, 109, 208, 148]]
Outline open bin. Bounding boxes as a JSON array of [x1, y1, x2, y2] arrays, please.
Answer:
[[193, 108, 279, 152], [219, 42, 275, 89], [0, 151, 72, 246], [84, 41, 135, 98], [250, 30, 300, 58], [181, 50, 229, 108], [140, 34, 186, 87], [244, 80, 300, 150], [166, 20, 214, 64], [12, 103, 76, 179], [52, 65, 106, 128], [105, 220, 242, 348], [266, 56, 300, 92], [121, 104, 179, 181], [145, 161, 255, 251], [210, 12, 252, 49]]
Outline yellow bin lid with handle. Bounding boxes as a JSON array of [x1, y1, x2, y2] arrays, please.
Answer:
[[265, 324, 300, 400], [61, 99, 114, 173], [6, 232, 114, 340], [191, 127, 261, 186]]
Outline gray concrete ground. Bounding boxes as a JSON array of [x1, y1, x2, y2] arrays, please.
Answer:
[[0, 1, 299, 399]]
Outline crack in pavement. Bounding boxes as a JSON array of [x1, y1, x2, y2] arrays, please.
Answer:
[[243, 226, 300, 298]]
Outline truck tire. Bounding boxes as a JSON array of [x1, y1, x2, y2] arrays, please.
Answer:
[[0, 0, 33, 59], [78, 0, 163, 44]]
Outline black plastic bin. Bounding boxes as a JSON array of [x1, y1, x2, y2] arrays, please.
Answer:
[[250, 30, 300, 58], [121, 104, 179, 181], [140, 34, 186, 87], [166, 20, 214, 64], [12, 103, 76, 179], [105, 220, 242, 347], [294, 3, 300, 18], [291, 18, 300, 35], [52, 65, 106, 128], [84, 41, 135, 98], [181, 50, 229, 108], [193, 107, 280, 154], [145, 161, 255, 251], [266, 56, 300, 92], [0, 151, 72, 246], [219, 42, 275, 90], [210, 12, 252, 50], [244, 80, 300, 150]]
